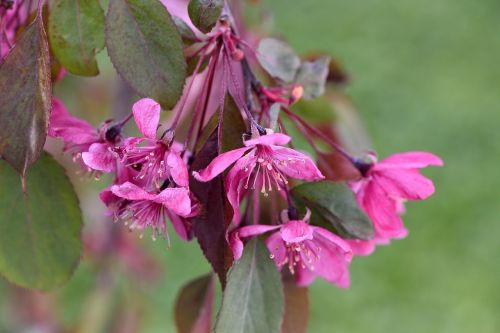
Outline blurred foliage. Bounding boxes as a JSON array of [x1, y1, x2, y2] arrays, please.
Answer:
[[1, 0, 499, 332]]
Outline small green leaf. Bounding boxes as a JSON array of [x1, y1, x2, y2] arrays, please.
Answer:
[[295, 56, 330, 99], [188, 0, 223, 33], [49, 0, 105, 76], [215, 239, 284, 333], [291, 181, 374, 240], [0, 13, 51, 178], [257, 38, 300, 83], [195, 93, 247, 153], [172, 15, 198, 44], [221, 93, 247, 152], [106, 0, 187, 110], [174, 274, 215, 333], [0, 152, 83, 290]]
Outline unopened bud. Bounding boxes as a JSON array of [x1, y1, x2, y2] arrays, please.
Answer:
[[231, 48, 244, 61], [289, 85, 304, 105], [0, 0, 14, 9]]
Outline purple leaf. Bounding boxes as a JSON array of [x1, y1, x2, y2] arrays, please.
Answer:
[[0, 12, 51, 179], [174, 274, 215, 333]]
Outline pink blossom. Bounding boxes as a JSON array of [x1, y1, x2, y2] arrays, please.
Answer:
[[0, 3, 30, 59], [121, 98, 189, 189], [100, 181, 193, 241], [193, 132, 324, 224], [49, 98, 119, 172], [350, 151, 443, 244], [229, 210, 352, 287]]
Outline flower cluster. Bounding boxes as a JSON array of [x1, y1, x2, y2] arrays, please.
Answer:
[[48, 1, 443, 288]]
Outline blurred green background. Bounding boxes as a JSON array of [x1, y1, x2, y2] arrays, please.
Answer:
[[266, 0, 500, 332], [2, 0, 500, 332]]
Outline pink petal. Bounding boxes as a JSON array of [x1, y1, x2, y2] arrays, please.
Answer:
[[82, 143, 116, 173], [305, 237, 351, 288], [265, 232, 287, 269], [167, 151, 189, 187], [154, 187, 191, 217], [193, 146, 251, 182], [49, 99, 98, 145], [280, 221, 314, 243], [99, 188, 119, 207], [295, 267, 318, 287], [312, 227, 353, 259], [376, 151, 443, 170], [228, 232, 244, 261], [346, 239, 376, 256], [132, 98, 161, 139], [166, 211, 191, 241], [237, 224, 281, 238], [244, 133, 291, 147], [362, 181, 407, 239], [225, 155, 255, 225], [374, 169, 436, 200], [111, 182, 155, 201], [273, 146, 324, 181]]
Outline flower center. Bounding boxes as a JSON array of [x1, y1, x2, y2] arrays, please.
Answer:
[[241, 147, 305, 196], [271, 241, 321, 275], [125, 143, 169, 189], [113, 199, 168, 242]]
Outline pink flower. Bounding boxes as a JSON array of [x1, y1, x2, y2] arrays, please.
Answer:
[[121, 98, 189, 189], [350, 151, 443, 244], [193, 132, 324, 224], [1, 3, 31, 59], [49, 98, 120, 172], [100, 181, 193, 241], [229, 210, 352, 287]]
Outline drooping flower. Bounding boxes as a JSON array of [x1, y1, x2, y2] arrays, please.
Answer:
[[0, 2, 31, 59], [229, 210, 352, 287], [100, 181, 193, 241], [193, 132, 324, 224], [49, 98, 120, 173], [121, 98, 189, 190], [350, 151, 443, 246]]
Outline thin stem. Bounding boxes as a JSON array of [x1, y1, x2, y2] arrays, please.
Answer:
[[184, 43, 222, 152], [223, 50, 265, 134], [169, 46, 209, 131], [115, 112, 133, 129], [281, 106, 357, 164]]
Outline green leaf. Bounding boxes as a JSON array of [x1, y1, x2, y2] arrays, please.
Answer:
[[0, 152, 83, 290], [257, 38, 300, 83], [291, 181, 374, 240], [282, 281, 309, 333], [49, 0, 105, 76], [0, 13, 51, 178], [195, 93, 247, 153], [172, 15, 198, 44], [295, 56, 330, 100], [215, 239, 284, 333], [188, 0, 224, 33], [106, 0, 187, 110], [174, 274, 215, 333]]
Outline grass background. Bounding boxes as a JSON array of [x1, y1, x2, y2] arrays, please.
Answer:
[[2, 0, 500, 332], [263, 0, 500, 332]]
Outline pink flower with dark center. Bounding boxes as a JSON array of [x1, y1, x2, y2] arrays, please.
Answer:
[[49, 98, 120, 173], [121, 98, 189, 190], [193, 132, 324, 224], [100, 181, 193, 242], [229, 210, 352, 287], [350, 151, 443, 245]]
